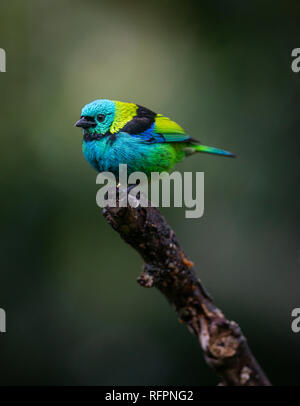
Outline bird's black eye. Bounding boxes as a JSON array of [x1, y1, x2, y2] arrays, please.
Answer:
[[97, 114, 105, 123]]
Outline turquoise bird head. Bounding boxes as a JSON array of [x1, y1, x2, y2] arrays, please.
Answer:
[[75, 99, 116, 136], [75, 99, 142, 138]]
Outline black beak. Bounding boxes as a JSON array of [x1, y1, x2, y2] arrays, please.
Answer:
[[75, 117, 96, 129]]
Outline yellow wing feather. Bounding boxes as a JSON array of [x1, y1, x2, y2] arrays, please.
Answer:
[[154, 114, 186, 135], [110, 101, 138, 134]]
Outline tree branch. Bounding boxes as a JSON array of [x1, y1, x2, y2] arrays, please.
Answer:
[[102, 189, 271, 386]]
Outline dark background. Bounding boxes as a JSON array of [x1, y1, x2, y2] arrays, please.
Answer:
[[0, 0, 299, 385]]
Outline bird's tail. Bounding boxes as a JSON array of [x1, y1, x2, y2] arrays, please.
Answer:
[[193, 144, 235, 157]]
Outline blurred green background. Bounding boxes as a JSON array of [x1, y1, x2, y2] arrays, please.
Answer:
[[0, 0, 299, 385]]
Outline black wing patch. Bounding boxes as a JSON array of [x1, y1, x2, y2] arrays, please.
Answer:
[[120, 105, 156, 134]]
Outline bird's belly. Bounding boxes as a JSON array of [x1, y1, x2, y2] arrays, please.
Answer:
[[82, 134, 182, 178]]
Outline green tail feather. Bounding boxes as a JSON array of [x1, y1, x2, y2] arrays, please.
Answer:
[[193, 144, 235, 157]]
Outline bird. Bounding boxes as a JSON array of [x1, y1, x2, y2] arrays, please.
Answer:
[[75, 99, 234, 180]]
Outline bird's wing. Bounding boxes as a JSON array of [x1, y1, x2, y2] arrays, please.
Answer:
[[128, 113, 192, 144], [152, 114, 191, 143], [115, 103, 193, 144]]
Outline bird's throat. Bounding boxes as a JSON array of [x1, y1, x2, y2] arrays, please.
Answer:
[[84, 130, 117, 145], [83, 131, 106, 142]]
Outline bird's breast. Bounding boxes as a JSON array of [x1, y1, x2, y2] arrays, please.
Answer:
[[82, 136, 123, 174], [82, 133, 177, 178]]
